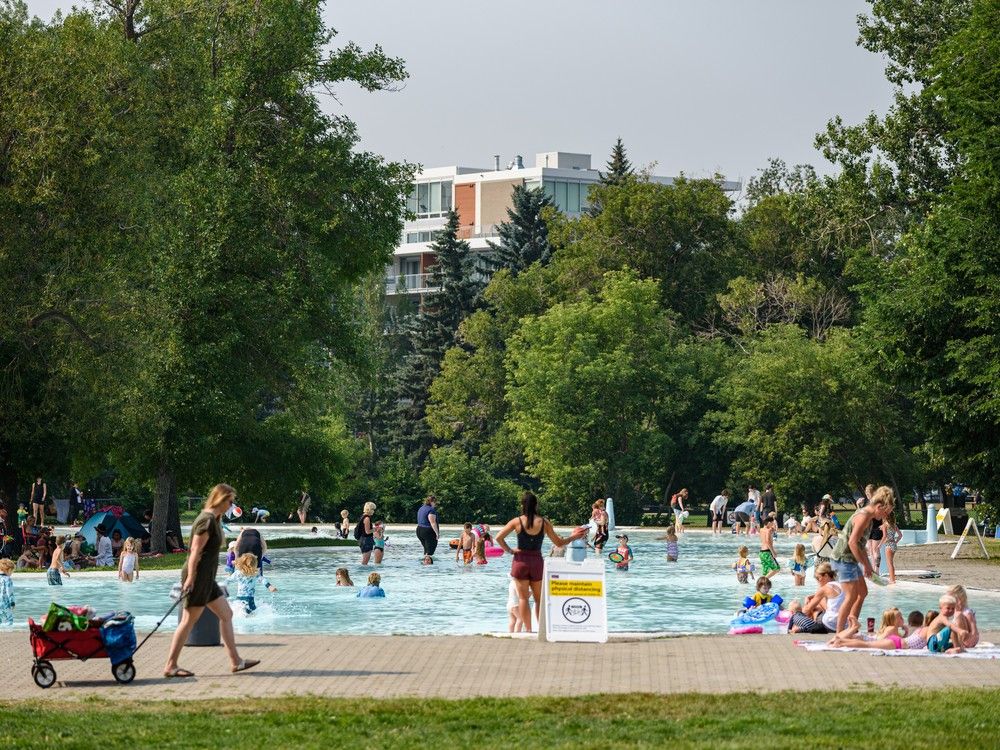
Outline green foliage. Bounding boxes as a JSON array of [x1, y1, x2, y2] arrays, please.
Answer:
[[506, 271, 701, 522], [487, 184, 555, 274], [369, 452, 422, 523], [0, 0, 412, 546], [419, 446, 521, 525], [388, 211, 481, 460], [710, 325, 915, 506]]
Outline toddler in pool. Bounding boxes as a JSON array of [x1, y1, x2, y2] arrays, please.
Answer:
[[732, 546, 754, 583], [226, 553, 277, 614]]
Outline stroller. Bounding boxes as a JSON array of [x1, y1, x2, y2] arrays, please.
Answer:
[[28, 598, 182, 689]]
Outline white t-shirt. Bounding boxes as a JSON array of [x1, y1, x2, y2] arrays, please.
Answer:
[[748, 489, 761, 505], [95, 536, 114, 566], [709, 495, 728, 515], [507, 579, 520, 610]]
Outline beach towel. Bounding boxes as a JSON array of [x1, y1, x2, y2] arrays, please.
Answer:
[[794, 639, 1000, 659]]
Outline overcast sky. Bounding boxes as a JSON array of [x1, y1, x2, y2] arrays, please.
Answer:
[[24, 0, 893, 182]]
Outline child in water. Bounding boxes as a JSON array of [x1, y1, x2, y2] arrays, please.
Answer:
[[118, 536, 140, 582], [790, 543, 807, 586], [0, 558, 15, 625], [743, 576, 783, 611], [507, 579, 524, 633], [357, 572, 385, 598], [613, 534, 634, 571], [664, 527, 679, 562], [335, 568, 354, 586], [373, 521, 387, 564], [456, 522, 475, 565], [732, 546, 754, 583], [472, 537, 488, 565], [227, 553, 277, 615]]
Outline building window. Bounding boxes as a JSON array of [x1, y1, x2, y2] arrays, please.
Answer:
[[407, 180, 454, 219], [404, 230, 443, 244], [542, 180, 590, 214]]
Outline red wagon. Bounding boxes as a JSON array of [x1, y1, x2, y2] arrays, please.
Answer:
[[28, 618, 137, 688]]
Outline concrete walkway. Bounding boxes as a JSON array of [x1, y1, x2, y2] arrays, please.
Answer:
[[3, 630, 999, 700]]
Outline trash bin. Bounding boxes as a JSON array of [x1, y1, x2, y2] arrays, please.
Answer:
[[177, 605, 220, 646]]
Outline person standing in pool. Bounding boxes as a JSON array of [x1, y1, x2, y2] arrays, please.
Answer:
[[496, 492, 586, 632], [163, 483, 259, 678], [670, 488, 688, 534], [356, 501, 376, 565], [758, 514, 780, 579], [591, 499, 609, 553], [415, 495, 440, 559], [709, 490, 729, 534]]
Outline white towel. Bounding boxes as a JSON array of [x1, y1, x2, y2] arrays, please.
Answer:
[[794, 639, 1000, 659]]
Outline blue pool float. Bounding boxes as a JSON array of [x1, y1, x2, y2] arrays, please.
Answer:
[[732, 602, 780, 626]]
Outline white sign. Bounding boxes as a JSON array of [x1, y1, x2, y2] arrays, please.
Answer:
[[542, 558, 607, 643], [936, 507, 954, 535]]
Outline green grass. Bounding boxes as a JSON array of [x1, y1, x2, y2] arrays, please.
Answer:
[[1, 690, 997, 749], [11, 536, 355, 574]]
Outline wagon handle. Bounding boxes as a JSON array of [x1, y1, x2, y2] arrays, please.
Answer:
[[131, 593, 187, 656]]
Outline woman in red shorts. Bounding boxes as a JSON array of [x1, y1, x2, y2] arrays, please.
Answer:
[[495, 492, 586, 632]]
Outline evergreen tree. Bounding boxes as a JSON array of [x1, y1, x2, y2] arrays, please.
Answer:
[[599, 137, 635, 186], [388, 211, 481, 460], [487, 184, 555, 274]]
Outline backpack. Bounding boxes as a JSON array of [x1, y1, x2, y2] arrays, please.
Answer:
[[353, 516, 367, 540]]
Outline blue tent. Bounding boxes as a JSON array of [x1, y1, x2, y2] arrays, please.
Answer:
[[79, 511, 150, 546]]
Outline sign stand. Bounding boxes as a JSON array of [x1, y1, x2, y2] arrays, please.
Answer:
[[541, 558, 607, 643], [936, 507, 954, 535], [951, 517, 990, 560]]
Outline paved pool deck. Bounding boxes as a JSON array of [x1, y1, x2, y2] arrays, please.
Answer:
[[2, 628, 999, 701]]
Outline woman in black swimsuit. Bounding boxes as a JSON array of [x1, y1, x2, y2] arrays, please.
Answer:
[[496, 492, 586, 632]]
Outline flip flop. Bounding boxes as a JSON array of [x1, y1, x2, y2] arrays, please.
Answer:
[[164, 667, 195, 678], [232, 658, 260, 674]]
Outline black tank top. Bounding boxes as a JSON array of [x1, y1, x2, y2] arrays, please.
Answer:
[[517, 517, 545, 552], [236, 529, 263, 558]]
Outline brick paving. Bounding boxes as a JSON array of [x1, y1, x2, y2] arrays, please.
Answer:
[[2, 630, 999, 700]]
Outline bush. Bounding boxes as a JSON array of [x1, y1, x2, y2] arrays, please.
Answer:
[[420, 447, 521, 525]]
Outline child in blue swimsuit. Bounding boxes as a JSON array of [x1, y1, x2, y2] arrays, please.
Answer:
[[0, 558, 14, 625], [226, 553, 277, 614], [791, 543, 808, 586]]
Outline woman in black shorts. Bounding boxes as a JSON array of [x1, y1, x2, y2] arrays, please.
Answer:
[[496, 492, 586, 632]]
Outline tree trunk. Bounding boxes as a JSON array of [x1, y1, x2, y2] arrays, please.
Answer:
[[150, 460, 181, 554], [886, 470, 909, 524], [0, 452, 20, 554]]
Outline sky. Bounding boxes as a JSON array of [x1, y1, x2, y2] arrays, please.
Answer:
[[23, 0, 894, 184]]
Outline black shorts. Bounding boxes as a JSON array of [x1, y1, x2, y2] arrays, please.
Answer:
[[359, 537, 374, 553], [735, 512, 750, 523], [713, 512, 725, 523]]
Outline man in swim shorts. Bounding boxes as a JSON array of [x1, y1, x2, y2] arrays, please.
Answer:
[[758, 514, 780, 578]]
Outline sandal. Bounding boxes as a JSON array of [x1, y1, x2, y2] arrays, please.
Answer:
[[164, 667, 195, 678], [231, 658, 260, 674]]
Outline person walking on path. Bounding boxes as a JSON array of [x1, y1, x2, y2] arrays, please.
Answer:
[[829, 485, 895, 633], [495, 492, 586, 632], [710, 490, 730, 534], [163, 483, 259, 679], [415, 496, 440, 559], [29, 476, 46, 528]]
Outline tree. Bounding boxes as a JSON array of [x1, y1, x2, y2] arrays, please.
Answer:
[[599, 137, 635, 186], [486, 184, 554, 274], [506, 271, 701, 523], [0, 0, 412, 549], [389, 211, 481, 460], [863, 0, 1000, 510], [710, 326, 915, 505], [419, 447, 521, 524]]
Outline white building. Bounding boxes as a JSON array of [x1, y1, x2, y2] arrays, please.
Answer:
[[386, 151, 740, 297]]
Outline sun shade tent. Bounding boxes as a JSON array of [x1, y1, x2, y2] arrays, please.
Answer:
[[79, 511, 150, 546]]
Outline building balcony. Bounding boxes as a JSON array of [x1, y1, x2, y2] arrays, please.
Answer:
[[385, 273, 441, 296]]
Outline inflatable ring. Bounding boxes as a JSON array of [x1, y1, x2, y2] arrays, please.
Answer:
[[728, 625, 763, 635], [232, 506, 243, 518], [732, 602, 779, 626], [484, 546, 503, 558], [775, 609, 792, 624], [448, 538, 459, 549]]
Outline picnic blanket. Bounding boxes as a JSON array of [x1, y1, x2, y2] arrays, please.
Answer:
[[795, 639, 1000, 659]]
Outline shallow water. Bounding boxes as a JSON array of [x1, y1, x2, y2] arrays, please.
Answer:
[[5, 531, 997, 635]]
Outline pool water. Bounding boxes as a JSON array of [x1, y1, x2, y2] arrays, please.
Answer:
[[5, 530, 997, 636]]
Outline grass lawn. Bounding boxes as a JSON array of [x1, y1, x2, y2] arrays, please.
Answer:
[[1, 690, 995, 749], [11, 536, 355, 574]]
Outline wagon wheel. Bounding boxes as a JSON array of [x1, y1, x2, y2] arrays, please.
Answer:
[[32, 660, 56, 689], [112, 659, 136, 684]]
